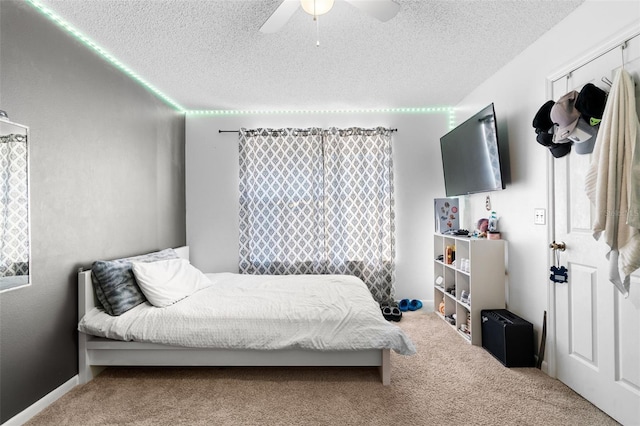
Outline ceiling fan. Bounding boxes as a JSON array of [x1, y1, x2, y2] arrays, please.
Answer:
[[260, 0, 401, 33]]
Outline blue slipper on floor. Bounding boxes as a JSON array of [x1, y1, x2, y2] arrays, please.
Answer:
[[408, 299, 423, 311], [398, 299, 410, 312]]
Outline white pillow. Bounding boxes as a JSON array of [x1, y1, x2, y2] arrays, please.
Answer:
[[131, 258, 212, 307]]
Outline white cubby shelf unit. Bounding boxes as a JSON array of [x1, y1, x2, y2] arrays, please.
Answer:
[[433, 234, 506, 345]]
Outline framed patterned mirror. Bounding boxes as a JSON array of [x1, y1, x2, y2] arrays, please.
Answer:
[[0, 116, 30, 292]]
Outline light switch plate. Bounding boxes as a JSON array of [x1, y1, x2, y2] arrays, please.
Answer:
[[534, 208, 546, 225]]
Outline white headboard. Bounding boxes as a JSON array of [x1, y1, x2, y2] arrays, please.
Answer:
[[78, 246, 189, 319]]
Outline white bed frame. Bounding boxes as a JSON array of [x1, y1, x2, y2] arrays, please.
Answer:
[[78, 247, 391, 385]]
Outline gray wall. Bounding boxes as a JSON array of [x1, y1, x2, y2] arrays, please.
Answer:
[[0, 1, 186, 422]]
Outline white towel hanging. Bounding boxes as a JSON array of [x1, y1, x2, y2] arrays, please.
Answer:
[[584, 68, 640, 297]]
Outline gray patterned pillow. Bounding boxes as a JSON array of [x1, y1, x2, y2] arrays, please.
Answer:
[[91, 248, 179, 316]]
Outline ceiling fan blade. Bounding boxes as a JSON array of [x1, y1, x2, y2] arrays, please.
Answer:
[[260, 0, 300, 33], [345, 0, 400, 22]]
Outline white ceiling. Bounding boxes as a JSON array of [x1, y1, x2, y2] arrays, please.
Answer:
[[38, 0, 585, 112]]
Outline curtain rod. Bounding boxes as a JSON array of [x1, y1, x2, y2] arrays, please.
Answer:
[[219, 128, 398, 133]]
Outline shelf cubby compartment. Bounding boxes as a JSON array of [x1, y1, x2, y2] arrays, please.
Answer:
[[444, 267, 456, 292], [455, 241, 470, 272], [434, 237, 445, 261], [456, 304, 471, 340], [442, 292, 457, 329], [434, 288, 446, 321], [456, 272, 470, 312]]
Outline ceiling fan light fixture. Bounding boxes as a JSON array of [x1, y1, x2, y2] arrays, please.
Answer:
[[300, 0, 335, 17]]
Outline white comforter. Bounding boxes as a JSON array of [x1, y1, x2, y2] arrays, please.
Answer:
[[78, 273, 416, 355]]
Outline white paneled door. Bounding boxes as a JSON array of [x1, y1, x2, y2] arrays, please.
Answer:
[[551, 33, 640, 426]]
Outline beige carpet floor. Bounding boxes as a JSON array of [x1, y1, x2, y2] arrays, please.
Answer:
[[27, 311, 617, 425]]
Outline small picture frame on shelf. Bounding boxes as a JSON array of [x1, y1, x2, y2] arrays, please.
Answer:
[[434, 198, 459, 233]]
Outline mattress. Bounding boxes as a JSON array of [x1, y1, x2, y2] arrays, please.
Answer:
[[78, 272, 416, 355]]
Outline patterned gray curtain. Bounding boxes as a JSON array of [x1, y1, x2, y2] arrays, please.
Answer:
[[238, 127, 395, 304], [0, 134, 29, 278], [323, 127, 395, 303]]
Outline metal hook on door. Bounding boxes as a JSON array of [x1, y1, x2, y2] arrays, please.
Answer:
[[601, 77, 613, 88]]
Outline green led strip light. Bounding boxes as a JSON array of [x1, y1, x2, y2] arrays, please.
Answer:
[[187, 106, 453, 115], [25, 0, 456, 124], [448, 109, 456, 129], [25, 0, 186, 112], [188, 107, 457, 128]]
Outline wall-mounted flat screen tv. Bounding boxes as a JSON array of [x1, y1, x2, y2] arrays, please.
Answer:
[[440, 103, 506, 197]]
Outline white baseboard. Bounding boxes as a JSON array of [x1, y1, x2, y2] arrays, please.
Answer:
[[541, 360, 549, 374], [531, 355, 549, 376], [4, 375, 78, 426]]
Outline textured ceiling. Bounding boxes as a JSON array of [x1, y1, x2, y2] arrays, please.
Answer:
[[37, 0, 585, 111]]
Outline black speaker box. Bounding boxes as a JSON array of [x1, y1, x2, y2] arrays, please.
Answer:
[[481, 309, 534, 367]]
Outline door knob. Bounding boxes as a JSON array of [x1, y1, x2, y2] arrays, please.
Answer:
[[550, 241, 566, 251]]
